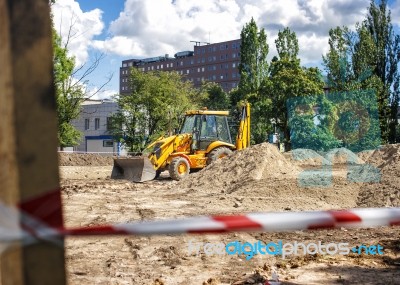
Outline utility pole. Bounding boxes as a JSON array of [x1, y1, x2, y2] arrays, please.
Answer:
[[0, 1, 66, 284]]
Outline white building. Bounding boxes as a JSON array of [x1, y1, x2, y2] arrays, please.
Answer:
[[71, 99, 126, 154]]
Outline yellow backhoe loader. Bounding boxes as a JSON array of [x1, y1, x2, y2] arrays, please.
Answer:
[[111, 102, 250, 182]]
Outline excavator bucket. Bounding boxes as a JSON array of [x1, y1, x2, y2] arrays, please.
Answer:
[[111, 157, 156, 182]]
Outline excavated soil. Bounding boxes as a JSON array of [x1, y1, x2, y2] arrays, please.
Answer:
[[357, 144, 400, 208], [59, 152, 115, 166], [180, 143, 301, 194], [283, 149, 331, 166], [15, 145, 399, 284]]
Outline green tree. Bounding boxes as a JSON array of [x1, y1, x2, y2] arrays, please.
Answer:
[[275, 27, 299, 61], [322, 27, 354, 92], [323, 0, 400, 143], [363, 0, 400, 142], [267, 28, 325, 148], [51, 3, 112, 149], [53, 28, 83, 149], [200, 82, 230, 110], [236, 18, 270, 143], [110, 69, 202, 152], [238, 18, 269, 99], [288, 94, 342, 151]]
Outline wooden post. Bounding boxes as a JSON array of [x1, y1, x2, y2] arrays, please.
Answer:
[[0, 0, 66, 284]]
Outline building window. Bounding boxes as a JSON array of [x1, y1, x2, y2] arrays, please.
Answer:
[[161, 64, 163, 68], [190, 59, 194, 64], [122, 63, 127, 67], [106, 117, 112, 130], [201, 67, 205, 72], [95, 118, 100, 130], [232, 62, 236, 68], [84, 119, 90, 130], [171, 63, 174, 67], [103, 140, 114, 147], [187, 69, 189, 74], [233, 53, 236, 58]]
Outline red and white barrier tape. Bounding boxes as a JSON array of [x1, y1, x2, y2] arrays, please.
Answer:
[[64, 208, 400, 236], [2, 201, 400, 242]]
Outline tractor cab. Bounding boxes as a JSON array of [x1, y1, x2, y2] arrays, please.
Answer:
[[180, 110, 232, 151]]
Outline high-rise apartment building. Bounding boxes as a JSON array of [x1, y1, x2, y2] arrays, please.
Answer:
[[120, 39, 241, 95]]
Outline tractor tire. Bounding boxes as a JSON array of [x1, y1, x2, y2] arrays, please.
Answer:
[[207, 147, 233, 165], [169, 157, 190, 181]]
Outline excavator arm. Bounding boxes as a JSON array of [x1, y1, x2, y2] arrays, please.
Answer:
[[147, 134, 192, 169], [235, 102, 251, 150]]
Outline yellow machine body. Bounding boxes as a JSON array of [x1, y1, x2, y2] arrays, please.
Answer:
[[111, 103, 250, 182]]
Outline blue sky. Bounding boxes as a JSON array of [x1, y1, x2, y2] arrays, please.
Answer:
[[51, 0, 400, 99]]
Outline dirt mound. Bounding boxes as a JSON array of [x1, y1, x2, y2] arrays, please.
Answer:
[[323, 148, 364, 165], [59, 152, 115, 166], [284, 149, 331, 166], [357, 144, 400, 207], [365, 144, 400, 168], [179, 143, 301, 193]]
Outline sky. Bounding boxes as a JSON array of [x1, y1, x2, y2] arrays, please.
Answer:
[[51, 0, 400, 100]]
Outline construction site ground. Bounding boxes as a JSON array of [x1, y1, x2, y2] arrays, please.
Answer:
[[59, 143, 400, 285]]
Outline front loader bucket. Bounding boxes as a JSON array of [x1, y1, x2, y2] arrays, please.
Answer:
[[111, 157, 156, 182]]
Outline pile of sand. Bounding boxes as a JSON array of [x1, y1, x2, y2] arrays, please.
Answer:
[[59, 153, 115, 166], [179, 143, 301, 193], [284, 149, 331, 166], [323, 148, 364, 165], [357, 144, 400, 207], [178, 143, 361, 211]]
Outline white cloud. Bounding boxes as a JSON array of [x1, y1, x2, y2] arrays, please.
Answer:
[[390, 0, 400, 27], [92, 0, 373, 65], [51, 0, 104, 66], [89, 88, 119, 100]]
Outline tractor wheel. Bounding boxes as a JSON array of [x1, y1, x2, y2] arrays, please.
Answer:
[[169, 157, 190, 180], [207, 147, 233, 165]]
